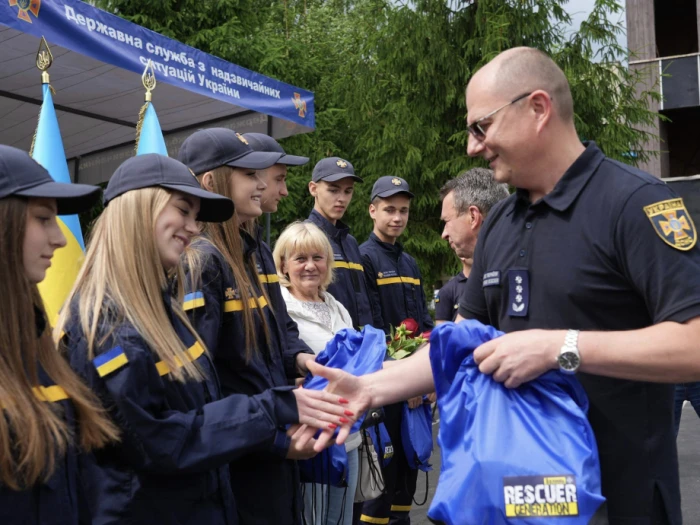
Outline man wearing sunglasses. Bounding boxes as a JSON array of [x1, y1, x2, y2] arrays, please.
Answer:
[[307, 46, 700, 525], [455, 46, 700, 524]]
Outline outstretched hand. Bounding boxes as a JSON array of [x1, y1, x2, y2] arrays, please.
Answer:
[[292, 386, 356, 447], [285, 424, 331, 460], [306, 360, 371, 452]]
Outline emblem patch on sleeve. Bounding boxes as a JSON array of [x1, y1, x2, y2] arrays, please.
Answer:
[[643, 198, 697, 251]]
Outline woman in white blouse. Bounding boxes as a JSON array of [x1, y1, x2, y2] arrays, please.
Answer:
[[273, 221, 360, 525]]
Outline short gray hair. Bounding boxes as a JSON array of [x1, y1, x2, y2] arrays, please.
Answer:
[[439, 168, 509, 217]]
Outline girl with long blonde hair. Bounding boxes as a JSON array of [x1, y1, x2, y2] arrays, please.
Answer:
[[55, 154, 351, 524], [0, 145, 118, 524], [179, 128, 346, 525]]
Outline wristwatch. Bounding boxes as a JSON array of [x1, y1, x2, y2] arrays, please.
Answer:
[[558, 329, 581, 375]]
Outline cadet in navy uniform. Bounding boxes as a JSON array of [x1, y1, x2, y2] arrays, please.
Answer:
[[0, 145, 118, 525], [304, 47, 700, 525], [56, 154, 350, 524], [307, 157, 374, 329], [435, 168, 508, 324], [242, 132, 316, 380], [359, 176, 432, 525], [179, 130, 352, 525]]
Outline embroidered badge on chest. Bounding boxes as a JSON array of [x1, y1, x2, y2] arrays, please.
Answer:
[[507, 269, 529, 317], [643, 198, 697, 251]]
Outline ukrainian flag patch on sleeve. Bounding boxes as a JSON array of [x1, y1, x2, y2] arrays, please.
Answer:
[[93, 346, 129, 377], [183, 291, 205, 311]]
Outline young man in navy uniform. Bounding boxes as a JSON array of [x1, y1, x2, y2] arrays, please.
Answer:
[[243, 133, 316, 380], [308, 47, 700, 525], [358, 176, 432, 525], [307, 157, 373, 329], [435, 168, 508, 324]]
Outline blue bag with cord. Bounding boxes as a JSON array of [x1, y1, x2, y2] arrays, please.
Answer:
[[300, 326, 388, 486], [401, 401, 433, 472], [427, 321, 606, 525]]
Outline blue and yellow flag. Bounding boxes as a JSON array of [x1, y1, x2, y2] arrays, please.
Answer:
[[32, 83, 86, 324], [136, 102, 167, 156], [135, 61, 167, 156]]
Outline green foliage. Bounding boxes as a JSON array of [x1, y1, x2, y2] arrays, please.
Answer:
[[95, 0, 660, 290]]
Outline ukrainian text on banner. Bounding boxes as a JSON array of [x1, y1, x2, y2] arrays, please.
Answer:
[[1, 0, 314, 128]]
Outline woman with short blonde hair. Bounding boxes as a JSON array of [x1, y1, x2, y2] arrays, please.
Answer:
[[274, 221, 336, 293], [274, 221, 360, 525]]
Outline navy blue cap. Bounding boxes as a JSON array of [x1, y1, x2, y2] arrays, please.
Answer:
[[0, 144, 100, 214], [243, 133, 309, 166], [178, 128, 282, 175], [103, 154, 234, 222], [312, 157, 363, 183], [371, 176, 414, 201]]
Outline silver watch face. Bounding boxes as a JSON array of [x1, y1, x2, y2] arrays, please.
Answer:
[[558, 351, 580, 372]]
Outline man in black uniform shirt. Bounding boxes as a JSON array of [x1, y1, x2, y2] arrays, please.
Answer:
[[309, 47, 700, 525], [436, 168, 508, 324]]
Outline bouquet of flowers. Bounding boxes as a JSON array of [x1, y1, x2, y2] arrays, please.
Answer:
[[386, 318, 431, 360]]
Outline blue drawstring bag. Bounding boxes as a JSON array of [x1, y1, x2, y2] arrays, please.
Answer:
[[301, 326, 388, 487], [366, 419, 393, 468], [401, 401, 433, 472], [428, 321, 606, 525]]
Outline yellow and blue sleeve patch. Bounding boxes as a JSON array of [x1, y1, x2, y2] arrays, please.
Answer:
[[183, 291, 205, 311], [224, 295, 269, 312], [377, 276, 421, 286], [155, 342, 205, 377], [93, 346, 129, 377], [33, 385, 69, 403], [258, 273, 280, 284]]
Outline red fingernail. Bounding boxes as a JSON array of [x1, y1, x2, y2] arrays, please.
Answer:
[[328, 423, 338, 429], [339, 417, 349, 424], [344, 410, 354, 417], [339, 398, 349, 404]]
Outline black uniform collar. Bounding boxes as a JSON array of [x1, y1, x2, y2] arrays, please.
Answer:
[[309, 209, 349, 239], [509, 142, 604, 214], [240, 227, 259, 257], [369, 231, 403, 259], [34, 305, 47, 338]]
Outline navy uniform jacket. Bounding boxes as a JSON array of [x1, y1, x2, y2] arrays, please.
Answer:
[[64, 290, 298, 525], [307, 209, 373, 329], [185, 233, 302, 525], [0, 311, 86, 525], [434, 272, 468, 322], [360, 232, 434, 334], [459, 143, 700, 524], [253, 224, 314, 379]]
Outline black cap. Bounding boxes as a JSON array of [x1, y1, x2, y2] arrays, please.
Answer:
[[103, 154, 234, 222], [0, 144, 100, 215], [243, 133, 309, 166], [371, 176, 414, 201], [178, 128, 283, 175], [312, 157, 363, 183]]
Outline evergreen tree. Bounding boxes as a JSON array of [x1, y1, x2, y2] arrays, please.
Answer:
[[95, 0, 660, 290]]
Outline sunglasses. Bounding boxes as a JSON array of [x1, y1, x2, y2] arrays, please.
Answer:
[[466, 92, 532, 142]]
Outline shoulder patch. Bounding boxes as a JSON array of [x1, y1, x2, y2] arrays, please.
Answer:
[[643, 198, 697, 251], [94, 346, 129, 377]]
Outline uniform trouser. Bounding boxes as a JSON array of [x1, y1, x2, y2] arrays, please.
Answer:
[[359, 403, 418, 525], [673, 382, 700, 437]]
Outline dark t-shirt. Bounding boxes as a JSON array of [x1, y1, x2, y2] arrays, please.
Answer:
[[435, 272, 468, 322], [459, 143, 700, 524]]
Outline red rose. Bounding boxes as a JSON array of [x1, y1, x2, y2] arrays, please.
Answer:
[[419, 330, 431, 341], [400, 318, 420, 337]]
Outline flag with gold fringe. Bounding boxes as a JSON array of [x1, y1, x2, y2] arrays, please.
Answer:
[[31, 39, 86, 324], [135, 60, 167, 156]]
